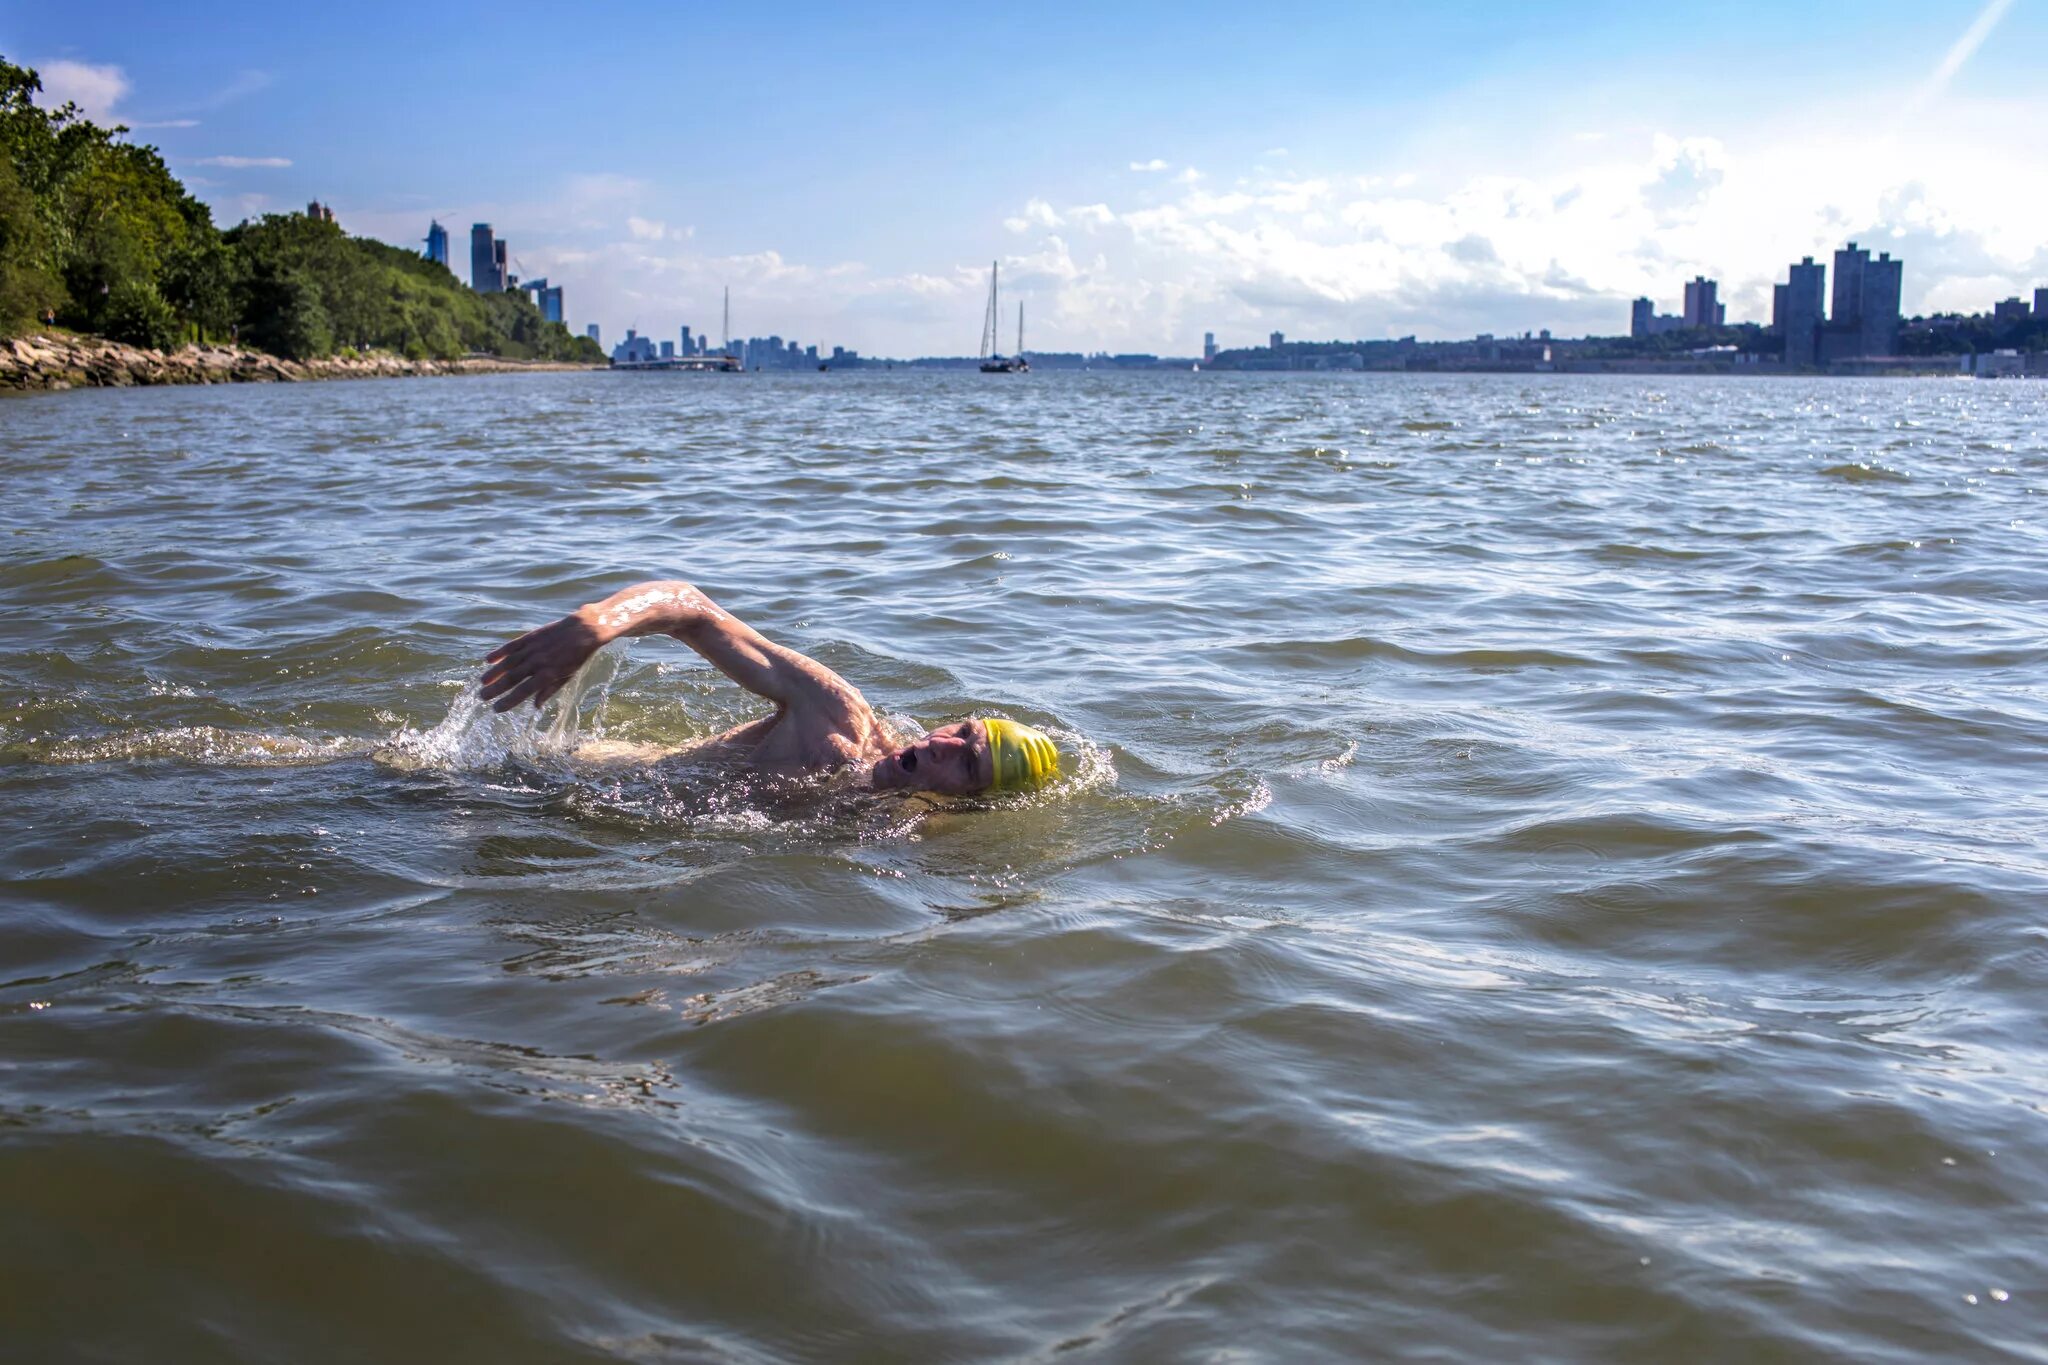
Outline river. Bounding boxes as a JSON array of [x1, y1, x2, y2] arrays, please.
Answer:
[[3, 370, 2044, 1361]]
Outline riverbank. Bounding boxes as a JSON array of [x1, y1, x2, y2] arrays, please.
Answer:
[[0, 332, 600, 394]]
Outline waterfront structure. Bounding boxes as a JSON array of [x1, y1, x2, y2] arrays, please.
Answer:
[[1682, 276, 1724, 329], [587, 323, 601, 346], [1780, 256, 1826, 368], [681, 326, 693, 355], [424, 221, 449, 268], [470, 224, 505, 293], [661, 340, 675, 359]]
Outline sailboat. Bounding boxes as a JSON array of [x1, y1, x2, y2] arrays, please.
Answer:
[[978, 261, 1029, 373]]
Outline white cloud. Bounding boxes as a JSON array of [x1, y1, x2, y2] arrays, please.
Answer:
[[36, 60, 130, 123], [193, 155, 292, 169], [627, 216, 669, 240], [1175, 167, 1203, 185], [132, 118, 201, 130], [1129, 158, 1169, 172]]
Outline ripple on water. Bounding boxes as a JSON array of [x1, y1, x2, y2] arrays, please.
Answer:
[[2, 371, 2045, 1361]]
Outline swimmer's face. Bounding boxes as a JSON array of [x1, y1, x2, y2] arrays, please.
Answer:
[[872, 719, 992, 795]]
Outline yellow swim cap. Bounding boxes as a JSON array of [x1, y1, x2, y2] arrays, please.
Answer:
[[979, 717, 1059, 791]]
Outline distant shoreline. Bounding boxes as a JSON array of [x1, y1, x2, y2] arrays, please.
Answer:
[[1, 333, 602, 396]]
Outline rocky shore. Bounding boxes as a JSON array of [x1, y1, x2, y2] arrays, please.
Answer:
[[1, 332, 600, 394]]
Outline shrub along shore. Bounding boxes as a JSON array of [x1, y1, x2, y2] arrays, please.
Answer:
[[1, 331, 598, 393], [1, 56, 604, 370]]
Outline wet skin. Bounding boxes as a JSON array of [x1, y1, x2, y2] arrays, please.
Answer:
[[481, 579, 995, 794]]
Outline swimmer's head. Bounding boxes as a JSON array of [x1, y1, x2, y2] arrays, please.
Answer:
[[871, 717, 1059, 796]]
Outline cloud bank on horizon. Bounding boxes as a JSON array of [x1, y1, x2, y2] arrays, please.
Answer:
[[19, 0, 2045, 355]]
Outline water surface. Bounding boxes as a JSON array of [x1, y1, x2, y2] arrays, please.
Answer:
[[3, 371, 2045, 1361]]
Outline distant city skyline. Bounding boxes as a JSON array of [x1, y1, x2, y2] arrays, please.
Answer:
[[13, 0, 2045, 353]]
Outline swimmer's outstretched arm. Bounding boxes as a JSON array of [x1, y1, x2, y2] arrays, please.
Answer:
[[480, 579, 854, 714]]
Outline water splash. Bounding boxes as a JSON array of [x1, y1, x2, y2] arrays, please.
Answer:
[[378, 646, 627, 773]]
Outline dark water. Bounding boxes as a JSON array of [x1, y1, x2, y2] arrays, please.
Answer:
[[3, 370, 2045, 1362]]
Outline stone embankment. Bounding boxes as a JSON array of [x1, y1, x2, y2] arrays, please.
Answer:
[[1, 332, 599, 393]]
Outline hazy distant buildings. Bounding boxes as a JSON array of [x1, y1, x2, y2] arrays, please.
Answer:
[[681, 326, 694, 355], [2036, 287, 2048, 318], [612, 329, 657, 364], [1682, 276, 1724, 328], [1818, 241, 1901, 363], [586, 323, 601, 346], [305, 200, 335, 224], [1778, 256, 1826, 367], [470, 224, 505, 293], [1993, 297, 2031, 322], [424, 220, 449, 268], [1630, 296, 1686, 337], [661, 340, 675, 359], [1270, 331, 1284, 350], [1203, 331, 1217, 362]]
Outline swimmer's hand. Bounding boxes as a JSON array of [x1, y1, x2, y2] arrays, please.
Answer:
[[480, 609, 607, 712]]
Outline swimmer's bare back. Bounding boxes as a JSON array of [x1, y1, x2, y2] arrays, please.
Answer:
[[480, 579, 902, 777]]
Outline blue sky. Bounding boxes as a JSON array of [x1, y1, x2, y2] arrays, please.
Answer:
[[7, 0, 2046, 354]]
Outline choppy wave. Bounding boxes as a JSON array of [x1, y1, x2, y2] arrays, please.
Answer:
[[3, 371, 2046, 1362]]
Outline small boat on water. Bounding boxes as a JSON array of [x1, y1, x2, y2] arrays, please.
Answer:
[[978, 261, 1029, 374]]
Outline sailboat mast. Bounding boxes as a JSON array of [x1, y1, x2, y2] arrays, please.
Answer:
[[1017, 300, 1025, 357], [722, 286, 730, 353]]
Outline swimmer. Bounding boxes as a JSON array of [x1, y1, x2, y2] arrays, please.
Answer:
[[479, 578, 1057, 796]]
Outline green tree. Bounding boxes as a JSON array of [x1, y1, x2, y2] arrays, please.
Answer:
[[0, 150, 61, 330]]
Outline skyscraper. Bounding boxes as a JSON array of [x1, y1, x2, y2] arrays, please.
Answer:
[[1682, 276, 1720, 329], [425, 221, 449, 268], [1859, 252, 1901, 357], [2036, 287, 2048, 318], [470, 224, 503, 293], [541, 286, 563, 325], [1818, 242, 1902, 362], [493, 241, 509, 289], [1203, 331, 1217, 362], [586, 323, 601, 346], [1831, 242, 1868, 329], [1631, 297, 1655, 338], [1783, 256, 1825, 368]]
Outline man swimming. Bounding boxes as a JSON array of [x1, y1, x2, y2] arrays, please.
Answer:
[[479, 578, 1058, 796]]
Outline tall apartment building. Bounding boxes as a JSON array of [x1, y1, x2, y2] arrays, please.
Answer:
[[1817, 242, 1902, 362], [425, 220, 449, 268], [1781, 256, 1826, 368], [1682, 276, 1722, 329]]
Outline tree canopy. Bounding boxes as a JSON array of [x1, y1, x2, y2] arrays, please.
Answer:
[[0, 55, 601, 363]]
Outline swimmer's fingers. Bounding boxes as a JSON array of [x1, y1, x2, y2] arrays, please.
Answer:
[[478, 666, 527, 703], [484, 628, 544, 666], [487, 674, 544, 713]]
